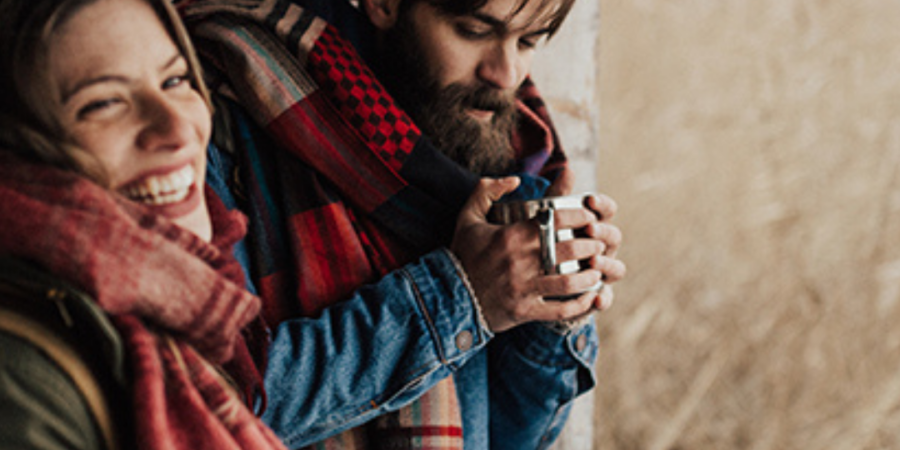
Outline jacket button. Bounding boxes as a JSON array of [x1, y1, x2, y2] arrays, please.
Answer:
[[455, 331, 473, 351], [575, 334, 588, 352]]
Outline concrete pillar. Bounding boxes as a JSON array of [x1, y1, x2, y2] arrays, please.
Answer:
[[530, 1, 601, 449], [531, 0, 601, 196]]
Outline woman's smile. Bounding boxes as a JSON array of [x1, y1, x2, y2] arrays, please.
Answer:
[[118, 162, 203, 218], [48, 0, 213, 240]]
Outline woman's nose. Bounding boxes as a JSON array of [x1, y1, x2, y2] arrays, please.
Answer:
[[136, 94, 192, 151], [476, 42, 521, 90]]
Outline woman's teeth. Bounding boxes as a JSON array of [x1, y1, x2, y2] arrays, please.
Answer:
[[120, 165, 194, 205]]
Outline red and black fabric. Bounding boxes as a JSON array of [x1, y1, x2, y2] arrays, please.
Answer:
[[178, 0, 568, 448]]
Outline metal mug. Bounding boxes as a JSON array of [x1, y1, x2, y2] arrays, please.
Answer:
[[487, 194, 604, 300]]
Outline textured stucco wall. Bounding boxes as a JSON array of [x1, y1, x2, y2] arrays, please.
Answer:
[[596, 1, 900, 449], [532, 0, 602, 196], [530, 0, 601, 449]]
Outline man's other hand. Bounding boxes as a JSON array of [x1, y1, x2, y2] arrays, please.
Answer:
[[451, 177, 605, 332]]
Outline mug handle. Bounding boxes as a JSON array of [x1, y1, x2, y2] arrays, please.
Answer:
[[536, 206, 557, 275]]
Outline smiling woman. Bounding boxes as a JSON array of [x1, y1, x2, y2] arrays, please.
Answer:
[[9, 0, 214, 240], [0, 0, 287, 449]]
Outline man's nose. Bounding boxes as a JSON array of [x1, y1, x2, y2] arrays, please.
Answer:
[[137, 94, 192, 151], [477, 41, 521, 90]]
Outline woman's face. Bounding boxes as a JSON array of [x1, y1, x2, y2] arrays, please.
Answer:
[[48, 0, 213, 241]]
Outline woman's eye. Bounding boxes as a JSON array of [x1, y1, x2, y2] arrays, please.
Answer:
[[77, 99, 120, 119], [162, 73, 191, 89]]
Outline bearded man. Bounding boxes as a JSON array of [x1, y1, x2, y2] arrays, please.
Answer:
[[366, 0, 569, 177], [182, 0, 625, 448]]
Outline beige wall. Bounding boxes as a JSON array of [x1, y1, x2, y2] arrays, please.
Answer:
[[596, 1, 900, 449], [531, 1, 601, 448]]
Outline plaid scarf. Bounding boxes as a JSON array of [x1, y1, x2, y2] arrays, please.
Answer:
[[0, 154, 286, 450], [178, 1, 567, 448]]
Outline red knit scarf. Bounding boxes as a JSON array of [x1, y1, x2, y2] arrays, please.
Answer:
[[0, 153, 286, 450], [179, 1, 567, 449]]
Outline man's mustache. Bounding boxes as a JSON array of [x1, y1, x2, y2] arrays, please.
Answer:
[[440, 84, 516, 115]]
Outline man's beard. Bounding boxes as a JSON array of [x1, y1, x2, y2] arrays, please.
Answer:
[[373, 13, 519, 176]]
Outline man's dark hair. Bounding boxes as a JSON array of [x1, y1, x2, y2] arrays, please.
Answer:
[[404, 0, 576, 38]]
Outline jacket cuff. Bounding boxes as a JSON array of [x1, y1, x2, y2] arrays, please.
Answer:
[[502, 317, 598, 383], [401, 249, 494, 369]]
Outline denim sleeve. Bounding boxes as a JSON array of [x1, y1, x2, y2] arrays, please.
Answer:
[[487, 318, 599, 450], [261, 248, 492, 448]]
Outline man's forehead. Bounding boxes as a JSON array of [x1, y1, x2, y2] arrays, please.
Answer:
[[480, 0, 559, 20], [450, 0, 567, 32]]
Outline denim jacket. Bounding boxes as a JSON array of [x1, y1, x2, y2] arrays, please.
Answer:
[[208, 145, 599, 449]]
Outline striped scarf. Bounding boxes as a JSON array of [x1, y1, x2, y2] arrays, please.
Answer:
[[178, 1, 567, 448]]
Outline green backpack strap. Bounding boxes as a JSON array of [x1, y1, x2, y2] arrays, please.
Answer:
[[0, 256, 126, 450], [0, 308, 118, 450]]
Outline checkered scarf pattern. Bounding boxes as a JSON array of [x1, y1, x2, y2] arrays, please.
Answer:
[[178, 0, 567, 448]]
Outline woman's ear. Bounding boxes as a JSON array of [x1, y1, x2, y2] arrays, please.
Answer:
[[360, 0, 403, 30]]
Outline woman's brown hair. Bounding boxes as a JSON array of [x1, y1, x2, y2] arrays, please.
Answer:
[[0, 0, 210, 185]]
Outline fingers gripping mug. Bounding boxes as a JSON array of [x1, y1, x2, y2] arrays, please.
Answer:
[[487, 194, 604, 300]]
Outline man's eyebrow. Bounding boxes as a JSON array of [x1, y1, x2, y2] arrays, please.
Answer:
[[62, 53, 183, 105], [522, 26, 552, 38], [470, 12, 508, 31], [469, 12, 552, 37]]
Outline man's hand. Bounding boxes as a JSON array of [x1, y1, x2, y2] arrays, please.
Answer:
[[546, 166, 626, 308], [553, 193, 626, 311], [450, 177, 603, 332]]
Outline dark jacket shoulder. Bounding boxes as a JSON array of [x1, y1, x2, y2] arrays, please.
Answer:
[[0, 256, 129, 450]]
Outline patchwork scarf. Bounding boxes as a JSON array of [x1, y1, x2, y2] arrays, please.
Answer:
[[178, 0, 567, 448], [0, 154, 286, 450]]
